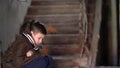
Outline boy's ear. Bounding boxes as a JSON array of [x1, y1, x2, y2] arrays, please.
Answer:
[[31, 31, 34, 35]]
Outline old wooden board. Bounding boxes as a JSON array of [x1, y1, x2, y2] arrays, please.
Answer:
[[88, 0, 102, 68]]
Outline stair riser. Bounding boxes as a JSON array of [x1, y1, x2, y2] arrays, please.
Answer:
[[43, 35, 80, 44], [31, 1, 80, 6], [25, 14, 81, 23], [32, 0, 81, 2], [27, 7, 80, 15]]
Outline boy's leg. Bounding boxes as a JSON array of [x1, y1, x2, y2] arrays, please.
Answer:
[[22, 55, 53, 68]]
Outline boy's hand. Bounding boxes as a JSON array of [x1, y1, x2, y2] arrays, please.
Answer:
[[26, 50, 33, 57]]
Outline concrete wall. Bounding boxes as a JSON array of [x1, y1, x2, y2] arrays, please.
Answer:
[[0, 0, 31, 67], [0, 0, 31, 52]]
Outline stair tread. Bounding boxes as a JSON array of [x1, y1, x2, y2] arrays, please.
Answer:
[[44, 43, 79, 46], [30, 5, 80, 8], [47, 44, 82, 56], [52, 56, 76, 60], [45, 34, 80, 37], [24, 18, 81, 24], [31, 0, 80, 6], [51, 54, 84, 60], [27, 5, 81, 15], [44, 35, 80, 44], [26, 14, 79, 17], [44, 21, 80, 25], [25, 14, 80, 23], [46, 34, 80, 36]]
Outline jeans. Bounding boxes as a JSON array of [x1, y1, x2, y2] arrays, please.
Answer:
[[22, 55, 53, 68]]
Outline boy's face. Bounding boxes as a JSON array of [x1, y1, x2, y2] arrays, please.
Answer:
[[31, 31, 45, 46]]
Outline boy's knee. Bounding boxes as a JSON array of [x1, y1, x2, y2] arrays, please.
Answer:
[[44, 55, 53, 62]]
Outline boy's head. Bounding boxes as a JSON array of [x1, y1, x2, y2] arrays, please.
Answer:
[[20, 20, 47, 45]]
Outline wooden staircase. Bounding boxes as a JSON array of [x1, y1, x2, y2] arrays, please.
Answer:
[[24, 0, 86, 68]]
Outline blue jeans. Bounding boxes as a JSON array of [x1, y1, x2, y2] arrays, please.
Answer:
[[22, 55, 53, 68]]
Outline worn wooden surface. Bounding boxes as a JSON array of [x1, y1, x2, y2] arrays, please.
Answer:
[[88, 0, 102, 68], [24, 0, 85, 68]]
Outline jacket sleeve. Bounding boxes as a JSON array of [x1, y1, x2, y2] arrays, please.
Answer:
[[14, 43, 43, 67], [14, 43, 29, 68]]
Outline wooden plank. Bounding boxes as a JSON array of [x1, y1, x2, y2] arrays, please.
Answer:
[[44, 20, 80, 25], [88, 0, 102, 68], [52, 55, 88, 68], [53, 59, 73, 68], [46, 24, 79, 34], [29, 5, 80, 8], [24, 14, 81, 24], [27, 6, 80, 15], [31, 1, 80, 6], [52, 56, 75, 60], [24, 17, 81, 24], [43, 34, 80, 44], [45, 44, 81, 56]]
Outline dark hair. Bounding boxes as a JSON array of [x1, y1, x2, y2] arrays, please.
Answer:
[[19, 20, 47, 35]]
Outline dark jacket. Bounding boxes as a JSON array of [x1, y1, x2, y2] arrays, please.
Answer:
[[2, 34, 41, 68]]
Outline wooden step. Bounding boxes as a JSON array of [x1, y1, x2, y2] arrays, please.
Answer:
[[27, 5, 80, 15], [46, 24, 79, 34], [44, 20, 80, 25], [52, 55, 88, 68], [43, 34, 80, 44], [52, 56, 75, 60], [52, 56, 75, 68], [32, 0, 81, 2], [45, 44, 81, 56], [24, 14, 80, 23], [31, 0, 80, 6], [53, 59, 73, 68]]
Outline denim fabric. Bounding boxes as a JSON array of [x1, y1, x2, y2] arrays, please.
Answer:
[[22, 55, 53, 68]]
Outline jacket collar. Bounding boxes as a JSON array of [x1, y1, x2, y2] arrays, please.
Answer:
[[23, 33, 35, 45], [22, 33, 42, 50]]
